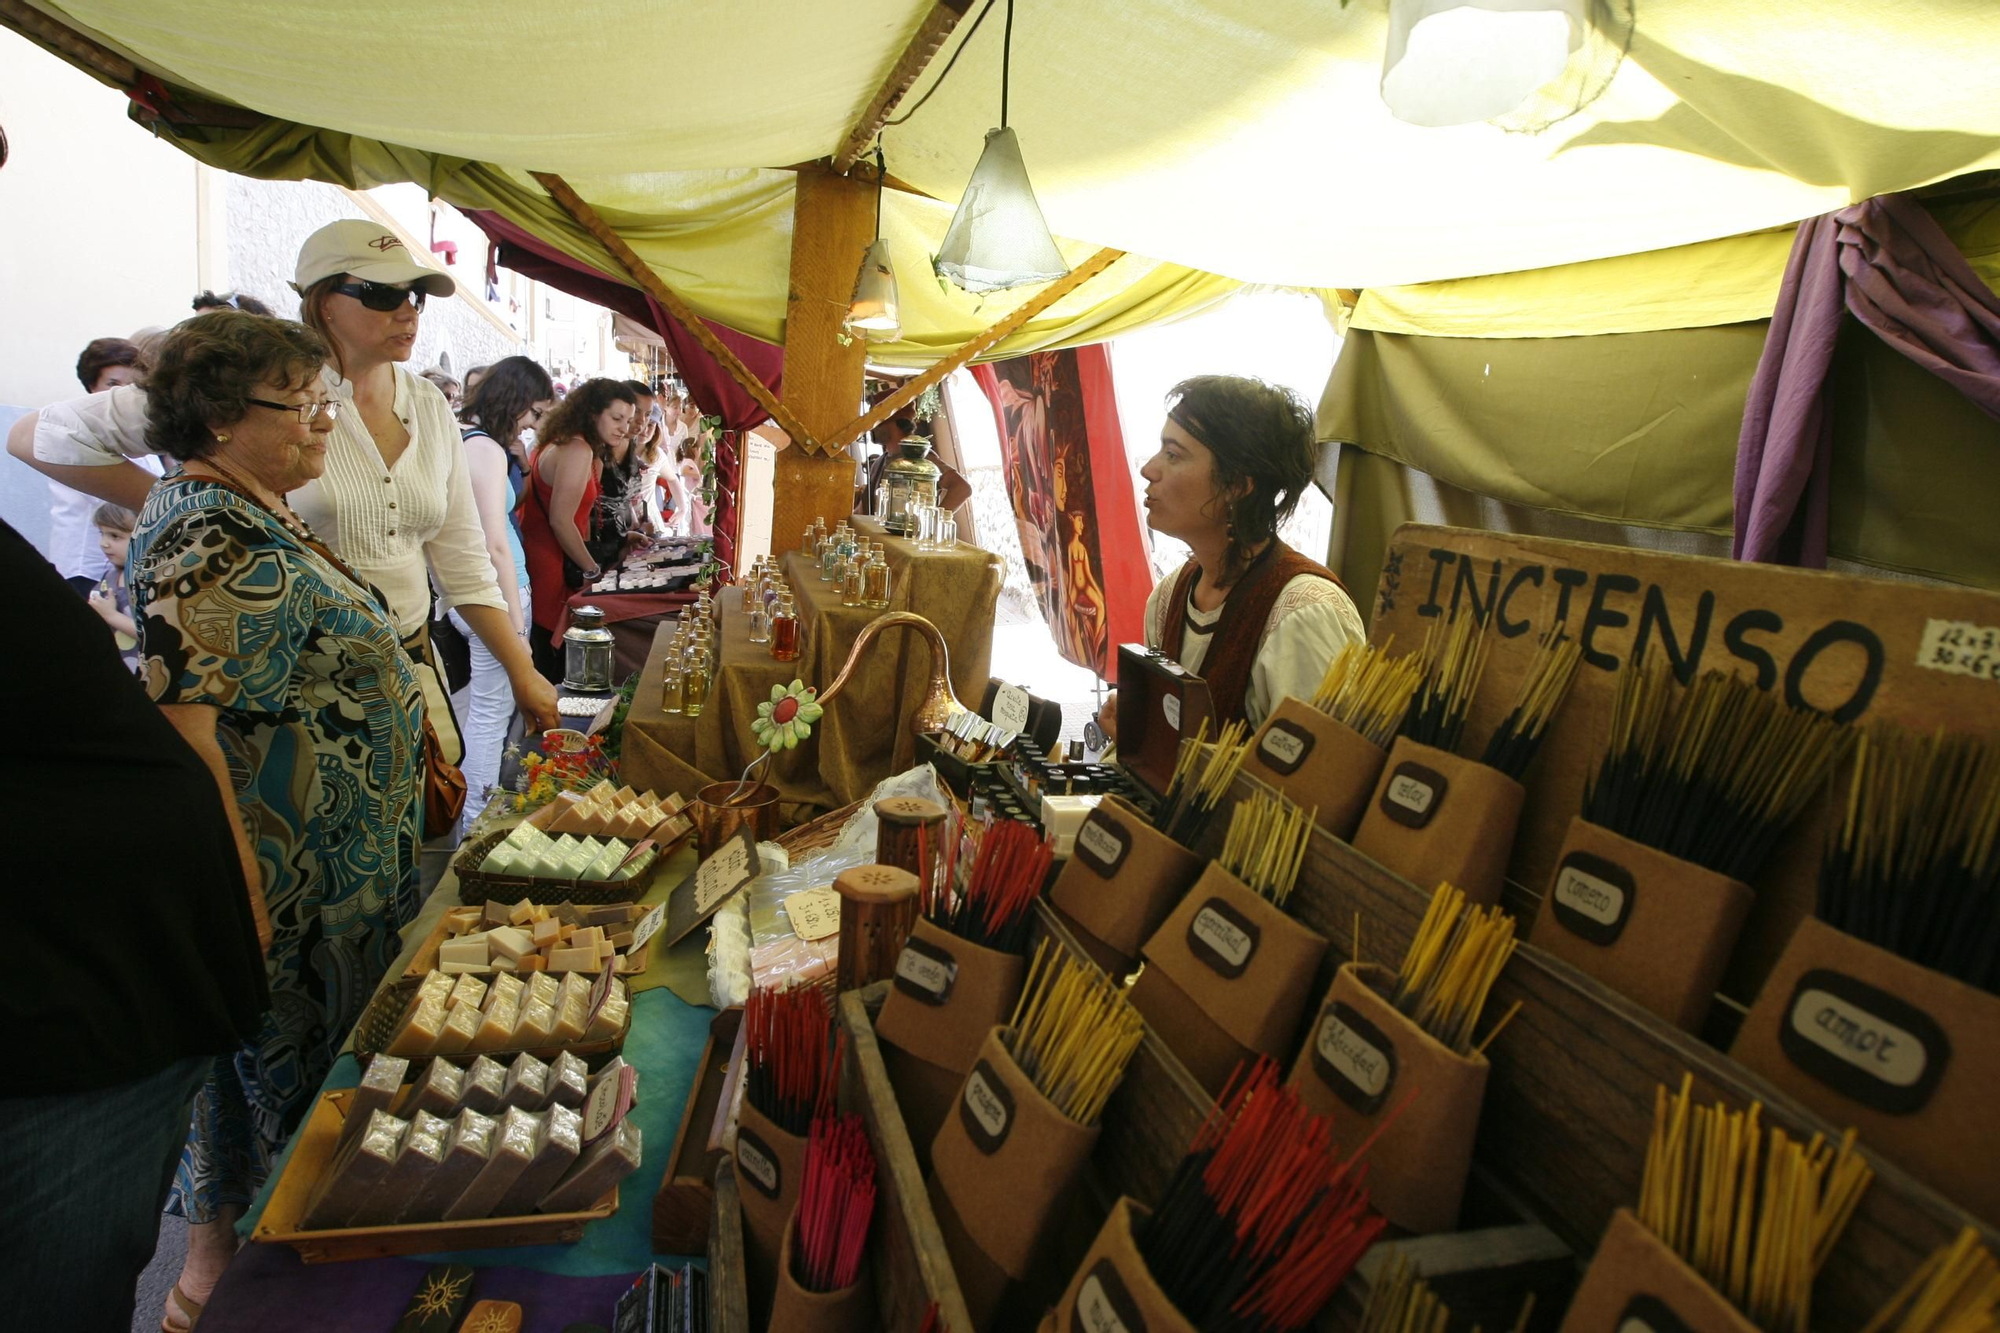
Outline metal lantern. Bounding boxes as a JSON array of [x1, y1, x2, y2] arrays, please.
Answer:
[[562, 605, 615, 692], [880, 438, 942, 536]]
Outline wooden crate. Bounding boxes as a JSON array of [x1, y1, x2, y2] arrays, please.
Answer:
[[653, 1006, 746, 1254], [251, 1089, 617, 1263], [707, 1157, 751, 1333]]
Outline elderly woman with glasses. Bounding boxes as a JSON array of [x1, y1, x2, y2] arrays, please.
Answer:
[[9, 220, 561, 782], [122, 311, 426, 1329]]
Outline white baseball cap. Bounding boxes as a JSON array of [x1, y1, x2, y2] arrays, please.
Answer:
[[293, 219, 458, 297]]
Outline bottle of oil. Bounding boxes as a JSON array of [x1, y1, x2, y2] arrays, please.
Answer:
[[841, 541, 867, 607], [863, 546, 891, 609], [683, 632, 711, 717], [770, 592, 801, 662]]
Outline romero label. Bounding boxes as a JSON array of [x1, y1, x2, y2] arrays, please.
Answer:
[[1074, 811, 1131, 878], [1616, 1294, 1693, 1333], [893, 934, 958, 1006], [960, 1060, 1014, 1154], [1779, 968, 1950, 1115], [1187, 897, 1259, 979], [1310, 1000, 1398, 1115], [735, 1127, 780, 1199], [1076, 1259, 1146, 1333], [1256, 719, 1314, 776], [1550, 849, 1636, 947], [1379, 761, 1446, 828], [1162, 693, 1182, 731], [991, 683, 1032, 734]]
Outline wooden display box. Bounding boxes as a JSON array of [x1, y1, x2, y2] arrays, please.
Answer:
[[653, 1006, 745, 1255], [252, 1089, 617, 1263], [1113, 643, 1213, 804], [707, 1157, 751, 1333]]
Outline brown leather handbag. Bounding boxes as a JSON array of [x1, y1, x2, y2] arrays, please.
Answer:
[[421, 714, 468, 837]]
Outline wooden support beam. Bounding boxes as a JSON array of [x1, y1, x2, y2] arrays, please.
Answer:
[[529, 171, 817, 451], [830, 0, 976, 175], [831, 246, 1125, 447]]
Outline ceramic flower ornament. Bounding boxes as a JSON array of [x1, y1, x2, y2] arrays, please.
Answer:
[[753, 680, 823, 750]]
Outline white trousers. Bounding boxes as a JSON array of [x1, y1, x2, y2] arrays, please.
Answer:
[[448, 607, 519, 838]]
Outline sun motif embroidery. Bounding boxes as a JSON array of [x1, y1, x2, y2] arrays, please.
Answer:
[[410, 1268, 470, 1318], [462, 1305, 519, 1333]]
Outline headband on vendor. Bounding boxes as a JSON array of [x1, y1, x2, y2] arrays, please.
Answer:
[[1164, 374, 1319, 582]]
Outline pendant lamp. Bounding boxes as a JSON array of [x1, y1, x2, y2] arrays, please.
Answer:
[[845, 149, 901, 340], [1381, 0, 1587, 127], [934, 0, 1069, 293]]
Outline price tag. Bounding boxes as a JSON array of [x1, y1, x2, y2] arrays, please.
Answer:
[[1779, 967, 1950, 1115], [959, 1059, 1014, 1154], [627, 902, 666, 955], [991, 683, 1032, 734], [581, 1063, 636, 1144], [586, 963, 617, 1022], [1162, 693, 1182, 731], [662, 828, 760, 948], [784, 888, 841, 941]]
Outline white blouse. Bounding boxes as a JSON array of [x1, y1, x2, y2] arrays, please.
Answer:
[[1144, 566, 1366, 727], [35, 366, 505, 637]]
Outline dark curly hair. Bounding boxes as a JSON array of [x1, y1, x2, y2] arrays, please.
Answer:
[[535, 377, 639, 465], [1165, 375, 1320, 581], [75, 337, 141, 392], [143, 311, 329, 461], [461, 355, 554, 444], [192, 290, 274, 317]]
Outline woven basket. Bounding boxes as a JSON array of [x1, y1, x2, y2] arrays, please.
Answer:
[[452, 826, 683, 906], [353, 976, 631, 1063], [775, 799, 863, 857]]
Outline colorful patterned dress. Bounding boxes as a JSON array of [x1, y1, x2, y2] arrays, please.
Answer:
[[129, 477, 424, 1222]]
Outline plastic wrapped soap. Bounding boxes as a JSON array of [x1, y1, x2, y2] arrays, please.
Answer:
[[474, 995, 519, 1049], [501, 1052, 551, 1111], [443, 1106, 539, 1221], [349, 1110, 450, 1227], [538, 1120, 642, 1213], [494, 1102, 582, 1215], [526, 972, 561, 1011], [547, 1052, 588, 1108], [407, 1109, 497, 1221], [587, 1056, 636, 1105], [389, 996, 448, 1057], [486, 971, 525, 1011], [461, 1055, 509, 1115], [432, 999, 482, 1054], [341, 1054, 409, 1149], [554, 972, 590, 1011], [513, 998, 557, 1047], [587, 993, 629, 1042], [407, 1057, 468, 1119], [445, 973, 488, 1012], [302, 1110, 407, 1230]]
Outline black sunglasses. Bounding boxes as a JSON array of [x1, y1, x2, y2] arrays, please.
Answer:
[[333, 279, 428, 313]]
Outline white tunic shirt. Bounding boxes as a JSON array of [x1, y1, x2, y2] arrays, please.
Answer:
[[1144, 566, 1366, 727], [35, 366, 504, 637]]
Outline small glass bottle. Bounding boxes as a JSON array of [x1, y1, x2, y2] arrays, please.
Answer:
[[820, 532, 844, 582], [863, 547, 891, 608], [802, 525, 817, 558], [813, 516, 828, 550], [770, 593, 800, 662], [841, 549, 866, 607], [747, 590, 770, 643], [661, 658, 686, 714], [683, 651, 710, 718]]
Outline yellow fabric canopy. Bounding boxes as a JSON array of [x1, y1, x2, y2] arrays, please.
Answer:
[[20, 0, 2000, 359]]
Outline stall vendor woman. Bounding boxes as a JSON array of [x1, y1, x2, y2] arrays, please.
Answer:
[[1132, 375, 1364, 730]]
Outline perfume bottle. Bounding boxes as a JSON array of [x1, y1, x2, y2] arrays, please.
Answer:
[[863, 547, 891, 608], [770, 593, 800, 662], [747, 590, 770, 644], [801, 524, 817, 557], [683, 653, 710, 718], [841, 547, 866, 607], [661, 657, 686, 714]]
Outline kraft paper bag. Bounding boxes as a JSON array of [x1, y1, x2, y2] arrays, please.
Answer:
[[1047, 1197, 1198, 1333], [1131, 863, 1328, 1096], [1528, 817, 1753, 1032], [1048, 794, 1205, 976], [1351, 738, 1526, 907], [1731, 915, 2000, 1225], [1245, 697, 1389, 841], [733, 1099, 805, 1307], [928, 1027, 1100, 1330], [766, 1207, 876, 1333], [1288, 962, 1488, 1235], [1558, 1209, 1758, 1333]]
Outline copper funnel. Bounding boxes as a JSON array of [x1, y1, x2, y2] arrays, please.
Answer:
[[816, 611, 963, 737]]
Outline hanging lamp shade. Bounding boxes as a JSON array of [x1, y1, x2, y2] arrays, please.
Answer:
[[1381, 0, 1586, 127], [845, 238, 901, 340], [935, 126, 1070, 293]]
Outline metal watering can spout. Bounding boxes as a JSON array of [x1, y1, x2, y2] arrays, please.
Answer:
[[816, 611, 963, 737]]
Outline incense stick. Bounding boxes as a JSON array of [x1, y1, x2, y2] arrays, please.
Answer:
[[1479, 627, 1583, 779], [1156, 720, 1253, 848], [922, 816, 1052, 954], [1859, 1227, 2000, 1333], [1391, 882, 1519, 1056], [1399, 613, 1493, 756], [1217, 791, 1319, 908], [744, 984, 845, 1136], [791, 1113, 876, 1293], [1357, 1253, 1452, 1333], [1005, 940, 1146, 1126], [1310, 639, 1428, 749]]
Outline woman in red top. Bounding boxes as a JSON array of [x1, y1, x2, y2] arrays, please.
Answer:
[[518, 378, 638, 681]]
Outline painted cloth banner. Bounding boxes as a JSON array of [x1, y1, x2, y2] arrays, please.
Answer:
[[973, 347, 1153, 682]]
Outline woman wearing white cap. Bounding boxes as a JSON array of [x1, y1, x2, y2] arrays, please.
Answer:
[[9, 220, 561, 752]]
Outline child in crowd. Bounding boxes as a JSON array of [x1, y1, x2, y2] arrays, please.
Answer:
[[85, 503, 140, 671]]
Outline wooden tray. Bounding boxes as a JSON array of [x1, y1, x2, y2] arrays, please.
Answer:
[[399, 905, 655, 982], [452, 824, 687, 906], [707, 1157, 751, 1333], [653, 1006, 745, 1254], [252, 1089, 617, 1263], [353, 977, 630, 1064]]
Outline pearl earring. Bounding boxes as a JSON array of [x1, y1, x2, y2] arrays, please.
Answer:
[[214, 433, 231, 443]]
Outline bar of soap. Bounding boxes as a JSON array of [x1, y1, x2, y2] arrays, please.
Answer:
[[555, 973, 590, 1011], [342, 1054, 409, 1150], [546, 1052, 588, 1108], [461, 1055, 509, 1115], [513, 999, 556, 1047], [444, 907, 484, 934], [517, 955, 546, 973], [485, 972, 524, 1012], [388, 997, 447, 1057], [552, 995, 588, 1043], [416, 971, 455, 1009], [588, 994, 629, 1042], [526, 973, 561, 1011], [509, 898, 538, 926], [407, 1057, 467, 1119], [538, 1120, 642, 1213], [484, 899, 515, 928], [349, 1110, 450, 1227], [407, 1109, 497, 1222], [547, 945, 599, 973], [439, 934, 489, 970], [442, 1106, 540, 1221], [474, 996, 519, 1049], [495, 1102, 582, 1216], [487, 926, 535, 963], [445, 974, 489, 1012], [302, 1110, 406, 1230], [530, 918, 562, 950], [501, 1052, 551, 1111], [431, 999, 482, 1054]]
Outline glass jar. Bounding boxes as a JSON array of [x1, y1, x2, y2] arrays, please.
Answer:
[[560, 605, 615, 693], [840, 551, 865, 607], [881, 438, 942, 535], [818, 534, 839, 582], [746, 590, 770, 643], [863, 548, 891, 608], [770, 595, 800, 662], [661, 659, 686, 714], [802, 524, 818, 558]]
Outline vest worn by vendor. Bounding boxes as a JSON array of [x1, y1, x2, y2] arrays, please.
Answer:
[[1158, 541, 1345, 728]]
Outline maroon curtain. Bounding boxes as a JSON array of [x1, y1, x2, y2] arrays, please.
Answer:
[[1733, 193, 2000, 565]]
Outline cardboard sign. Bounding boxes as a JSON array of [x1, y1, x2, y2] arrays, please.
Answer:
[[1074, 809, 1132, 878], [892, 934, 958, 1006], [1076, 1261, 1146, 1333], [1617, 1294, 1695, 1333], [1255, 718, 1315, 775], [1187, 897, 1260, 978], [1310, 1000, 1398, 1116], [662, 827, 759, 947], [783, 888, 840, 941], [991, 683, 1032, 734], [734, 1126, 780, 1199], [1379, 760, 1447, 829], [1779, 967, 1950, 1115], [1551, 849, 1636, 947], [626, 902, 666, 955], [582, 1063, 636, 1144], [959, 1059, 1014, 1155]]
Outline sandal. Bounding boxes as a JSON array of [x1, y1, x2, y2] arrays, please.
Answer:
[[161, 1281, 203, 1333]]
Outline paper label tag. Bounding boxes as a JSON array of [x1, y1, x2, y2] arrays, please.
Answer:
[[1186, 897, 1260, 979], [586, 964, 617, 1022], [1379, 761, 1447, 828], [893, 934, 958, 1006], [1076, 1260, 1146, 1333], [991, 683, 1032, 734], [1550, 849, 1636, 947], [1917, 618, 2000, 682], [1310, 1000, 1398, 1116], [582, 1064, 636, 1144], [1162, 693, 1182, 731], [1779, 967, 1950, 1115], [735, 1126, 780, 1199], [627, 902, 666, 954], [783, 888, 841, 941], [1255, 718, 1315, 776], [693, 835, 756, 915], [1074, 810, 1131, 878], [959, 1059, 1014, 1155], [1617, 1295, 1694, 1333]]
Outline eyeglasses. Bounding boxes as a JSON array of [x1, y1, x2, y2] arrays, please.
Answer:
[[332, 279, 428, 312], [248, 397, 342, 424]]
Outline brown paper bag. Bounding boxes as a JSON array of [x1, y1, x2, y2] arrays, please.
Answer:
[[1288, 962, 1488, 1235], [1351, 738, 1526, 907], [1731, 915, 2000, 1224], [1130, 863, 1329, 1096], [1558, 1208, 1758, 1333], [767, 1206, 877, 1333], [733, 1099, 805, 1304], [1527, 817, 1753, 1032], [1245, 698, 1389, 841], [929, 1028, 1101, 1329], [1047, 1197, 1198, 1333], [1048, 794, 1205, 976]]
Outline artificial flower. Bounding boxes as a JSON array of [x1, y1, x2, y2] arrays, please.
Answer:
[[752, 679, 823, 751]]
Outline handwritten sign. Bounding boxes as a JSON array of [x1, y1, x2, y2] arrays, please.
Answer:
[[1379, 761, 1446, 829], [1310, 1001, 1397, 1115], [1918, 618, 2000, 683], [959, 1060, 1014, 1154], [1187, 898, 1259, 978], [663, 828, 760, 947], [627, 902, 666, 955], [1074, 810, 1131, 878], [1779, 968, 1950, 1115], [1550, 850, 1635, 947], [991, 683, 1032, 734], [1256, 719, 1314, 775], [1076, 1261, 1145, 1333], [582, 1062, 636, 1144], [783, 888, 840, 941], [893, 935, 958, 1005]]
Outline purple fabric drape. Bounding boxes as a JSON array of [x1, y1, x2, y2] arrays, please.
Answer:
[[1733, 194, 2000, 565]]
